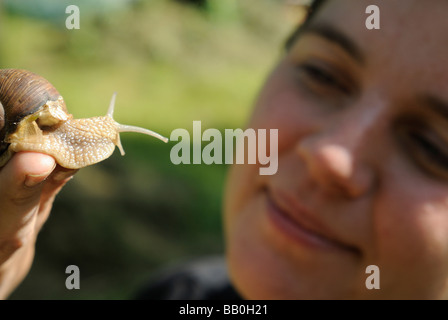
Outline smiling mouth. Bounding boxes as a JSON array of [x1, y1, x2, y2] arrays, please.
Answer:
[[265, 188, 359, 254]]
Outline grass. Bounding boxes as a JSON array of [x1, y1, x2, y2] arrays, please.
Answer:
[[0, 0, 302, 299]]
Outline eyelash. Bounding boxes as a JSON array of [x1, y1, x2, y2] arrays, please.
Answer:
[[399, 126, 448, 178], [300, 63, 350, 95]]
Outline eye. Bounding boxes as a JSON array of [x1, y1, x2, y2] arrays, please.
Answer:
[[398, 124, 448, 179], [299, 63, 351, 95]]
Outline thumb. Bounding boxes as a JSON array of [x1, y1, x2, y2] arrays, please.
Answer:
[[0, 152, 56, 244]]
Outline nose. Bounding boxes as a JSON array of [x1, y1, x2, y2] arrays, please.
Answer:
[[297, 113, 379, 199]]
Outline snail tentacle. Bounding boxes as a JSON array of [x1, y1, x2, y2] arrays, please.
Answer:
[[107, 92, 117, 118], [115, 123, 169, 143], [106, 92, 169, 143]]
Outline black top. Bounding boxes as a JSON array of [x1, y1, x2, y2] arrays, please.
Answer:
[[135, 256, 242, 300]]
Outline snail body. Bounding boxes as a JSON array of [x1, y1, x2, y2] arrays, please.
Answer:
[[0, 69, 168, 169]]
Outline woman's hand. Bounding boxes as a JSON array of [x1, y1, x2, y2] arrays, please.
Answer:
[[0, 152, 77, 299]]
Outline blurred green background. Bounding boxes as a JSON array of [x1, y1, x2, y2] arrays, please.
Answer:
[[0, 0, 306, 299]]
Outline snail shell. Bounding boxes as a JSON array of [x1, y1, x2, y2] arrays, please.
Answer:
[[0, 69, 67, 156], [0, 69, 168, 169]]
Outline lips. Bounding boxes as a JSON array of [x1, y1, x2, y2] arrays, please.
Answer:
[[265, 188, 359, 254]]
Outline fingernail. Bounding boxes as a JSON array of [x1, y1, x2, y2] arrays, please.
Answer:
[[24, 163, 57, 188], [25, 172, 50, 188], [52, 169, 78, 182]]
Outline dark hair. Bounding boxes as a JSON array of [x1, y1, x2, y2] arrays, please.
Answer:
[[285, 0, 328, 49]]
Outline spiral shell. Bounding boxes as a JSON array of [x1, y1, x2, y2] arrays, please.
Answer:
[[0, 69, 68, 160]]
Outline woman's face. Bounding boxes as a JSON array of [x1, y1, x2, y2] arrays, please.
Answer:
[[224, 0, 448, 299]]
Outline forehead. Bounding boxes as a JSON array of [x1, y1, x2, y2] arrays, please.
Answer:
[[309, 0, 448, 87]]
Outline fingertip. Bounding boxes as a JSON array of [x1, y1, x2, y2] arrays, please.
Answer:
[[14, 152, 56, 177], [1, 153, 57, 189]]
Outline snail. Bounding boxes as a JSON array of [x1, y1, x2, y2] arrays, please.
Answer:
[[0, 69, 168, 169]]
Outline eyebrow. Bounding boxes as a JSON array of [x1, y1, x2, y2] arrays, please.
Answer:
[[301, 23, 365, 65]]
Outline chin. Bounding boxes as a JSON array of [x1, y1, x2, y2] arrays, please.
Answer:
[[227, 248, 353, 300], [227, 248, 296, 300]]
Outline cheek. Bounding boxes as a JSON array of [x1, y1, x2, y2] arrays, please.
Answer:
[[223, 163, 261, 228], [373, 164, 448, 297]]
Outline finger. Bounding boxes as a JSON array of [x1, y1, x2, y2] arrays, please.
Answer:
[[0, 152, 56, 235], [49, 166, 79, 185], [35, 166, 79, 231]]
